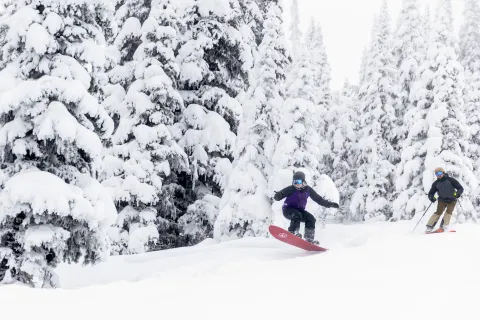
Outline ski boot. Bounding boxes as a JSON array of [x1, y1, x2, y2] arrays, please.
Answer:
[[304, 228, 319, 245], [292, 231, 302, 238], [288, 227, 302, 238], [425, 226, 434, 234]]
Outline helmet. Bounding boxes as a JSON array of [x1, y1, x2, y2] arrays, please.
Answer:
[[292, 171, 307, 189], [293, 171, 306, 181], [434, 167, 445, 178]]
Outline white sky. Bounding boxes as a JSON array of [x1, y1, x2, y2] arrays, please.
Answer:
[[283, 0, 465, 91]]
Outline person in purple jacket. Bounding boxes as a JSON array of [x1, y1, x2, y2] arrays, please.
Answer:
[[274, 171, 339, 245]]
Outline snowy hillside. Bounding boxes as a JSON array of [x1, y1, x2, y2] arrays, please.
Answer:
[[2, 221, 480, 320], [2, 0, 480, 296]]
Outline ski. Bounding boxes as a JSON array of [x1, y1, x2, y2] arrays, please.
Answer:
[[425, 229, 456, 234]]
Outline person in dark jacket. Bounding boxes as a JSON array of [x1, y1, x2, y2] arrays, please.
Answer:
[[273, 171, 339, 244], [425, 167, 464, 233]]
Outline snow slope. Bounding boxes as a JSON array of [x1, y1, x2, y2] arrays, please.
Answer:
[[1, 221, 480, 320]]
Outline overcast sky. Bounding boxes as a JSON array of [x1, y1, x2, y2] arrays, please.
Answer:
[[283, 0, 465, 91]]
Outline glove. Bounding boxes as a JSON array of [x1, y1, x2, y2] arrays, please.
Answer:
[[428, 194, 436, 203], [454, 191, 462, 198], [273, 191, 283, 201], [329, 202, 339, 209]]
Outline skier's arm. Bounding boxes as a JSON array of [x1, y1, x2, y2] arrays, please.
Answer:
[[449, 177, 464, 196], [273, 186, 296, 201], [427, 182, 438, 201], [308, 187, 339, 208]]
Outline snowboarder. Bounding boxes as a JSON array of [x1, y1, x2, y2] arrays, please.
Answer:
[[273, 171, 339, 245], [425, 167, 464, 233]]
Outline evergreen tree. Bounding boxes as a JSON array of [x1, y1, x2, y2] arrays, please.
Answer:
[[278, 44, 325, 192], [239, 0, 263, 47], [392, 0, 425, 150], [109, 0, 152, 90], [289, 0, 302, 61], [458, 0, 480, 214], [102, 0, 190, 255], [327, 80, 360, 221], [423, 4, 432, 41], [304, 18, 333, 177], [358, 47, 368, 84], [305, 19, 331, 109], [268, 28, 335, 226], [213, 1, 289, 240], [172, 0, 254, 241], [0, 0, 117, 287], [350, 1, 397, 221], [393, 0, 478, 223]]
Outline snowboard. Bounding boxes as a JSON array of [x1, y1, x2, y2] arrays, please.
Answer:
[[268, 225, 328, 252]]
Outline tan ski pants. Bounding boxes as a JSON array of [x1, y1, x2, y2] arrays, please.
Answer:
[[426, 200, 457, 227]]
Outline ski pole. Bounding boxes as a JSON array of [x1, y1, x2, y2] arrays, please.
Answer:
[[412, 202, 433, 232]]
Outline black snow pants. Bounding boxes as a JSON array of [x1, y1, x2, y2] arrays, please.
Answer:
[[282, 207, 316, 233]]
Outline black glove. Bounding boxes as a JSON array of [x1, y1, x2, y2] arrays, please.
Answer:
[[455, 191, 462, 198], [428, 194, 436, 203], [273, 191, 283, 201], [328, 202, 339, 209]]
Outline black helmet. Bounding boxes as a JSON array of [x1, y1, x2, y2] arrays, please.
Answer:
[[292, 171, 306, 182], [292, 171, 306, 190]]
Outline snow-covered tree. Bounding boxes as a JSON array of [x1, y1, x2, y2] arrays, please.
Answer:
[[239, 0, 263, 47], [213, 1, 289, 240], [358, 47, 369, 84], [305, 19, 332, 109], [172, 0, 253, 234], [459, 0, 480, 205], [279, 44, 328, 189], [0, 171, 116, 288], [327, 80, 360, 221], [350, 1, 397, 222], [423, 4, 432, 40], [288, 0, 302, 61], [267, 32, 336, 227], [392, 0, 426, 149], [0, 0, 117, 287], [393, 0, 478, 222], [102, 2, 190, 255], [108, 0, 152, 90]]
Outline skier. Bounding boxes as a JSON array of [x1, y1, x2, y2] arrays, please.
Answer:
[[425, 167, 464, 233], [273, 171, 339, 245]]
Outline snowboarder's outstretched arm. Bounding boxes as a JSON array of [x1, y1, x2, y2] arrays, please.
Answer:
[[308, 187, 339, 208], [273, 186, 297, 201]]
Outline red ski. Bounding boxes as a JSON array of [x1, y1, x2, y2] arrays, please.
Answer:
[[268, 225, 328, 252], [426, 228, 456, 234]]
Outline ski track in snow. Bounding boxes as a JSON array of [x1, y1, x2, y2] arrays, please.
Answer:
[[2, 221, 480, 320]]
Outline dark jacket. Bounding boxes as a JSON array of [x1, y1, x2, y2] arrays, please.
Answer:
[[428, 174, 464, 203], [274, 185, 335, 210]]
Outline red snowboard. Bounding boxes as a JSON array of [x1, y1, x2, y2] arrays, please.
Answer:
[[269, 225, 328, 252]]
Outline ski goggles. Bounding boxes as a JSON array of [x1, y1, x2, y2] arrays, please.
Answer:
[[435, 171, 444, 177], [293, 179, 303, 185]]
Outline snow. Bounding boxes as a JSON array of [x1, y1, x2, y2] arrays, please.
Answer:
[[43, 12, 63, 35], [0, 170, 116, 228], [26, 23, 51, 55], [197, 0, 236, 19], [23, 225, 70, 251], [2, 0, 480, 307], [1, 221, 480, 319]]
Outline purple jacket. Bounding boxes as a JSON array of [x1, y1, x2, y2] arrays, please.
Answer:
[[274, 185, 332, 210]]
